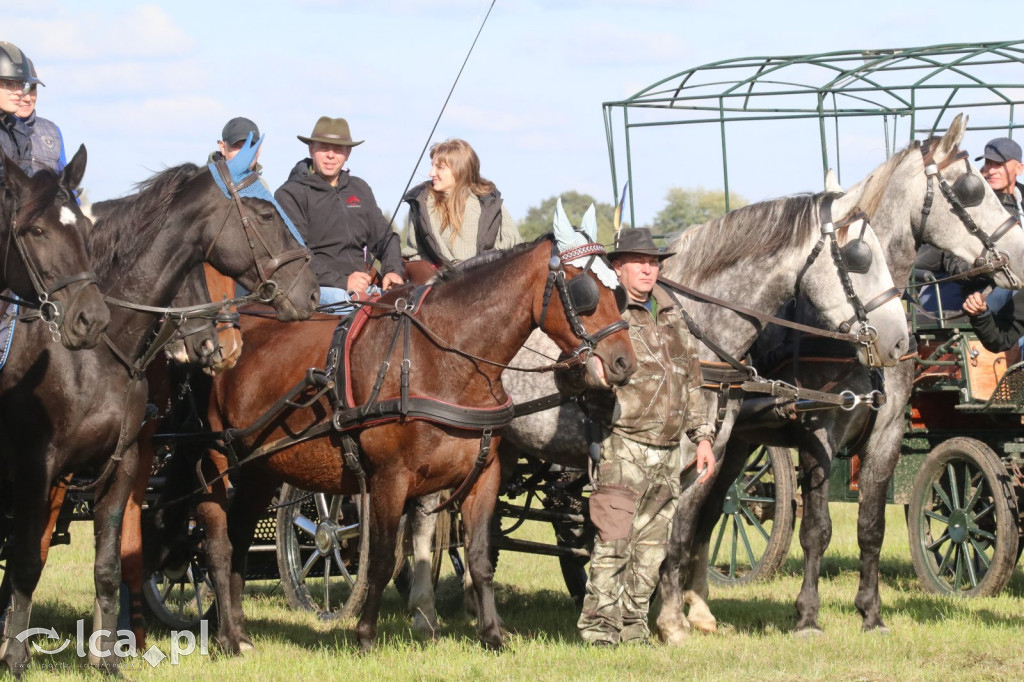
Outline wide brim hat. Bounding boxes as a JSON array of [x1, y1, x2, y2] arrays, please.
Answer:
[[607, 227, 675, 260], [297, 116, 364, 147]]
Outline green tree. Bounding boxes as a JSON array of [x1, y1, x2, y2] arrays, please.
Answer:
[[517, 191, 626, 246], [651, 186, 747, 235]]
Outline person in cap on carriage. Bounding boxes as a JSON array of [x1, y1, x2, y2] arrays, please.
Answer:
[[14, 58, 66, 176], [956, 137, 1024, 323], [212, 116, 262, 168], [577, 227, 716, 647], [402, 138, 521, 267], [0, 41, 41, 184], [275, 116, 403, 307]]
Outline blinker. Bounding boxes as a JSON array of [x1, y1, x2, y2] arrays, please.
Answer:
[[841, 239, 873, 275], [565, 274, 600, 315], [951, 172, 985, 208]]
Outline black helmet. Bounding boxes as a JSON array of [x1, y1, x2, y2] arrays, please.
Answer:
[[0, 41, 40, 86], [26, 58, 44, 87]]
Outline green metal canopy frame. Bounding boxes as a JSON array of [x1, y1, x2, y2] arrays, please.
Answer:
[[603, 40, 1024, 229]]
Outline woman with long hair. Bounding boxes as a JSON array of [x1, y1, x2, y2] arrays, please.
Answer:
[[403, 138, 521, 266]]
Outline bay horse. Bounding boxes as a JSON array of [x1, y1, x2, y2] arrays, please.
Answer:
[[691, 113, 1024, 635], [165, 230, 636, 654], [0, 154, 319, 674], [0, 148, 109, 349]]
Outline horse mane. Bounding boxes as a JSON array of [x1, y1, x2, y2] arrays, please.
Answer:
[[87, 163, 204, 279], [666, 192, 838, 281], [434, 234, 550, 283], [854, 139, 928, 220]]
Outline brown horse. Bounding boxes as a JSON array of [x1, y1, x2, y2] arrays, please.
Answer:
[[159, 233, 636, 653]]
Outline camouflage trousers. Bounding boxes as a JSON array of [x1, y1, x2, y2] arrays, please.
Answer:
[[577, 432, 684, 644]]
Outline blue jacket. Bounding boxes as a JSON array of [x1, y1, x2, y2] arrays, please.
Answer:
[[0, 112, 32, 183], [20, 110, 65, 175]]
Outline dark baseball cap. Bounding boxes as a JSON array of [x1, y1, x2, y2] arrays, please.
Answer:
[[975, 137, 1022, 164], [221, 117, 260, 145]]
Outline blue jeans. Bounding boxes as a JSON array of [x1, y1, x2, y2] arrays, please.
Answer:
[[318, 285, 381, 315]]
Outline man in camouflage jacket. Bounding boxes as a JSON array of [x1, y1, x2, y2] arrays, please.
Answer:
[[578, 228, 716, 647]]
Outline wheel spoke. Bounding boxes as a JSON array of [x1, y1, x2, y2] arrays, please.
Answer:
[[734, 514, 758, 568], [963, 543, 980, 587], [963, 473, 984, 511], [953, 545, 965, 590], [739, 503, 771, 542], [742, 461, 772, 492], [300, 549, 320, 580], [968, 524, 997, 543], [924, 508, 949, 524], [931, 480, 954, 513], [292, 513, 318, 539], [936, 538, 955, 575], [946, 463, 961, 509], [323, 554, 332, 611], [926, 530, 950, 553], [968, 537, 992, 570], [729, 516, 739, 578], [334, 548, 355, 586], [709, 515, 729, 569], [737, 495, 774, 505], [315, 494, 331, 523]]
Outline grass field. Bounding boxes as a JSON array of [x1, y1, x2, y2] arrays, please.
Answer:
[[15, 503, 1024, 680]]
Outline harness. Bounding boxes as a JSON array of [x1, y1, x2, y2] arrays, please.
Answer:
[[2, 191, 99, 343]]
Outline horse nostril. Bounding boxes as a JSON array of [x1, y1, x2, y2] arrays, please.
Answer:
[[614, 355, 630, 374]]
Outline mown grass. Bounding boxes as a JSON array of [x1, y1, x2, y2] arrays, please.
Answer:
[[16, 504, 1024, 680]]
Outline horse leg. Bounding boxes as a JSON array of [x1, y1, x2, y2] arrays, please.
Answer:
[[407, 493, 442, 639], [0, 470, 54, 676], [120, 421, 155, 649], [794, 439, 832, 635], [87, 442, 140, 670], [655, 440, 717, 645], [852, 399, 904, 632], [459, 456, 503, 650], [355, 474, 409, 652]]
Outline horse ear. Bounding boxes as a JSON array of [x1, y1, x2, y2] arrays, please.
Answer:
[[1, 151, 30, 200], [60, 145, 88, 194], [553, 197, 570, 233], [580, 203, 597, 241], [937, 113, 968, 158], [824, 168, 843, 193], [552, 197, 585, 252], [226, 132, 263, 181]]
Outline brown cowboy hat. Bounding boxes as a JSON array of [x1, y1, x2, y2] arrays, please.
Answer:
[[607, 227, 675, 260], [297, 116, 364, 147]]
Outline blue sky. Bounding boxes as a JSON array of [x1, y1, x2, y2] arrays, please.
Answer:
[[6, 1, 1021, 226]]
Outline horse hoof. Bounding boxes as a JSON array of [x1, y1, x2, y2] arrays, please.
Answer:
[[863, 625, 890, 635], [480, 632, 504, 651], [793, 626, 824, 638], [688, 619, 717, 635], [411, 613, 439, 641], [657, 627, 689, 647], [239, 639, 256, 653]]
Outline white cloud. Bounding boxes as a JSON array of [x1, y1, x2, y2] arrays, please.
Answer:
[[6, 4, 192, 61]]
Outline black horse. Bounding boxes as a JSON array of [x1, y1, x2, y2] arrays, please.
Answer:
[[0, 160, 319, 674], [0, 147, 109, 349]]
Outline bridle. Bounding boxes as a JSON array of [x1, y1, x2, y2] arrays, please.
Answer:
[[919, 141, 1021, 287], [207, 159, 311, 304], [3, 196, 98, 342], [797, 199, 900, 366], [537, 239, 628, 361]]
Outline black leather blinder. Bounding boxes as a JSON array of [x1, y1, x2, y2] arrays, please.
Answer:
[[841, 239, 873, 275], [951, 171, 986, 208]]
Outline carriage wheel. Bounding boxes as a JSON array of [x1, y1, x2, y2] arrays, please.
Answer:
[[907, 437, 1019, 597], [141, 519, 215, 630], [275, 484, 363, 618], [707, 445, 796, 586]]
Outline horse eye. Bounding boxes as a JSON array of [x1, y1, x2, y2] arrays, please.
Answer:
[[257, 211, 276, 222], [30, 226, 44, 237]]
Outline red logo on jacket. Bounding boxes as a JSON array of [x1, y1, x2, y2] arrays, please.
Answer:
[[346, 195, 361, 207]]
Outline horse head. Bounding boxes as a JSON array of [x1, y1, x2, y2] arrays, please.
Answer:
[[162, 264, 242, 373], [797, 207, 908, 368], [541, 198, 635, 387], [847, 113, 1024, 289], [0, 145, 109, 349], [198, 135, 319, 322]]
